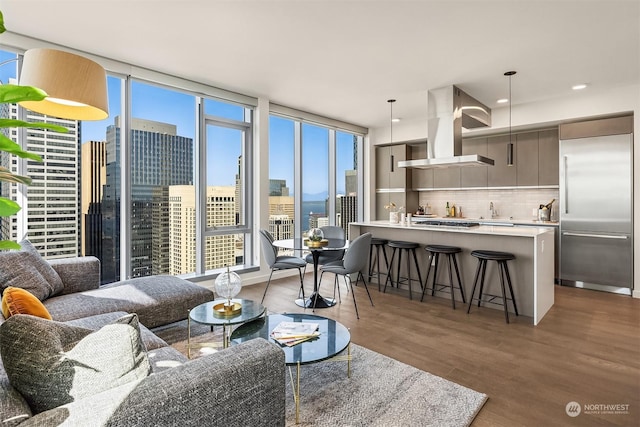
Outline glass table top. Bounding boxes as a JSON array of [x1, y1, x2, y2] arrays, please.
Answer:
[[189, 298, 265, 326], [230, 313, 351, 365]]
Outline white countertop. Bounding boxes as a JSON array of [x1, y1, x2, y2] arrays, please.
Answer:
[[352, 221, 554, 237], [410, 215, 559, 227]]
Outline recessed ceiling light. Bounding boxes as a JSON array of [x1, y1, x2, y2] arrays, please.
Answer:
[[391, 118, 400, 122], [572, 84, 587, 90], [497, 98, 509, 104]]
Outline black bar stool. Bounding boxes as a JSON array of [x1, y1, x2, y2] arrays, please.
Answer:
[[467, 250, 519, 323], [384, 241, 423, 300], [368, 237, 389, 291], [421, 245, 466, 309]]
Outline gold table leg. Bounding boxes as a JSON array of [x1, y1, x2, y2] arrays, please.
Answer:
[[187, 310, 191, 359], [288, 363, 301, 424]]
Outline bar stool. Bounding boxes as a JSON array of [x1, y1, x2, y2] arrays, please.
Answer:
[[467, 250, 519, 323], [384, 241, 423, 300], [421, 245, 466, 309], [368, 237, 389, 291]]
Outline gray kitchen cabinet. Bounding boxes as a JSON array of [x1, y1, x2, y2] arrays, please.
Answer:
[[410, 144, 434, 189], [460, 137, 488, 187], [375, 144, 410, 189], [538, 129, 559, 185], [375, 143, 416, 219], [516, 131, 539, 186], [487, 134, 517, 187], [433, 167, 461, 188]]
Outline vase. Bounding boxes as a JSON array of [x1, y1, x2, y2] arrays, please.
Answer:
[[389, 212, 399, 224]]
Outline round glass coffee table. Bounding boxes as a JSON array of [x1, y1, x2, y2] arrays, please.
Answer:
[[230, 313, 351, 423], [187, 298, 265, 358]]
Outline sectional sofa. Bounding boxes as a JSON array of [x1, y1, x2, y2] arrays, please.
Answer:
[[0, 243, 286, 426]]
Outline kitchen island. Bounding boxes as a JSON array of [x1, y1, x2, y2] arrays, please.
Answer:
[[350, 221, 555, 325]]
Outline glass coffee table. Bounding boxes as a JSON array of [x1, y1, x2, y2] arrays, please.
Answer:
[[230, 313, 351, 424], [187, 298, 265, 358]]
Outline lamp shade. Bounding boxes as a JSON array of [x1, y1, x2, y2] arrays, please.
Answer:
[[18, 48, 108, 121]]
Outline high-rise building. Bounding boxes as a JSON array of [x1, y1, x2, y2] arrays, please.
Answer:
[[269, 179, 289, 196], [0, 102, 80, 259], [345, 169, 357, 196], [339, 194, 358, 239], [81, 141, 106, 257], [165, 185, 236, 275], [268, 214, 294, 240], [101, 116, 193, 282]]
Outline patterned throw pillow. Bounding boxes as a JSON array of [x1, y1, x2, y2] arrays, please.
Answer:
[[1, 287, 52, 320], [0, 240, 64, 301], [0, 313, 151, 414]]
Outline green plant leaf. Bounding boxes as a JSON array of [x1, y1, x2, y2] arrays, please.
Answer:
[[0, 197, 20, 216], [0, 135, 43, 161], [0, 241, 20, 250], [0, 167, 31, 185], [0, 118, 68, 133], [0, 85, 48, 104], [0, 11, 5, 34]]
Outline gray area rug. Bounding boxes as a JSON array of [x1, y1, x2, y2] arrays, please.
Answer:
[[154, 321, 488, 427]]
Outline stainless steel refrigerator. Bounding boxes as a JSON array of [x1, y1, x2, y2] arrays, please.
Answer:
[[559, 116, 633, 295]]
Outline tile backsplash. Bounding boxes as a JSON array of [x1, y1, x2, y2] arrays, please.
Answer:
[[417, 188, 560, 221]]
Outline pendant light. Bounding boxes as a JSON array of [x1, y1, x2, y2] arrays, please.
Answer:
[[505, 71, 516, 166]]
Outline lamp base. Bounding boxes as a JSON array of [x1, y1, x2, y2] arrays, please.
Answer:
[[212, 301, 242, 317]]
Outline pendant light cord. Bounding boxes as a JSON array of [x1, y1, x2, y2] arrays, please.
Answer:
[[388, 99, 395, 143]]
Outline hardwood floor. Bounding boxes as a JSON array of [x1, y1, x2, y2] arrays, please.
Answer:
[[239, 274, 640, 426]]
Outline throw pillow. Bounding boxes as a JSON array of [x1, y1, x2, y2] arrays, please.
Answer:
[[1, 287, 52, 320], [0, 240, 64, 301], [0, 313, 151, 414]]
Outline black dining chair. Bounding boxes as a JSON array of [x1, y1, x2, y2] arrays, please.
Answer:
[[259, 229, 307, 304]]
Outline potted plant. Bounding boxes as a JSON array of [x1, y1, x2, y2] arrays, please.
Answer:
[[0, 10, 67, 249]]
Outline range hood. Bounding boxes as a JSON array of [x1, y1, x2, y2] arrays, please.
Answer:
[[398, 85, 494, 169]]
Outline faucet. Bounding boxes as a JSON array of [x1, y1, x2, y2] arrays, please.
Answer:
[[489, 202, 497, 218]]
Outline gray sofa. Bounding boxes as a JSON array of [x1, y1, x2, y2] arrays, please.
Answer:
[[0, 255, 286, 426]]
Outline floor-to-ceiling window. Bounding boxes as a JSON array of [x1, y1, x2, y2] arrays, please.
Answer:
[[202, 98, 253, 273], [268, 111, 365, 240], [2, 45, 256, 283]]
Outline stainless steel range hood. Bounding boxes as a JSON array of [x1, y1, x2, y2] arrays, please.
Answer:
[[398, 85, 494, 169]]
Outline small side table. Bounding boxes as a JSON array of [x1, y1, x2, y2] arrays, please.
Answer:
[[187, 298, 265, 358]]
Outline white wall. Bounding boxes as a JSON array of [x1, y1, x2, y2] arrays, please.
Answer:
[[366, 82, 640, 295]]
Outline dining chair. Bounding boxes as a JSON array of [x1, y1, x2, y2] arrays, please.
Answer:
[[320, 232, 374, 319], [259, 229, 307, 304]]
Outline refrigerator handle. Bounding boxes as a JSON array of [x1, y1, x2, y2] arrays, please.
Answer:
[[563, 155, 568, 214], [562, 232, 628, 240]]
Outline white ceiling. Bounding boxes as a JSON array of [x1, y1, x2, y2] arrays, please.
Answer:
[[1, 0, 639, 130]]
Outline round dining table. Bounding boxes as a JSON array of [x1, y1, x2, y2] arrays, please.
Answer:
[[272, 237, 348, 309]]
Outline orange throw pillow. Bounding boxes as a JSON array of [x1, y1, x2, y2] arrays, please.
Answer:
[[1, 287, 52, 320]]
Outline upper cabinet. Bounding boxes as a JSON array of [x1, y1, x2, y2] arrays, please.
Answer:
[[487, 134, 517, 187], [516, 131, 539, 186], [375, 144, 410, 189], [538, 129, 559, 186], [460, 137, 488, 187]]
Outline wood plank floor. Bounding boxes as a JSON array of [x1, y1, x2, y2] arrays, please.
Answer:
[[239, 274, 640, 426]]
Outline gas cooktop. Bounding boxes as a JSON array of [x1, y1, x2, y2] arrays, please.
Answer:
[[414, 220, 480, 228]]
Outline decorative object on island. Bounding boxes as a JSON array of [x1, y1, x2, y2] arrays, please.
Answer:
[[385, 202, 404, 224], [305, 228, 328, 247], [213, 266, 242, 316], [504, 70, 517, 167]]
